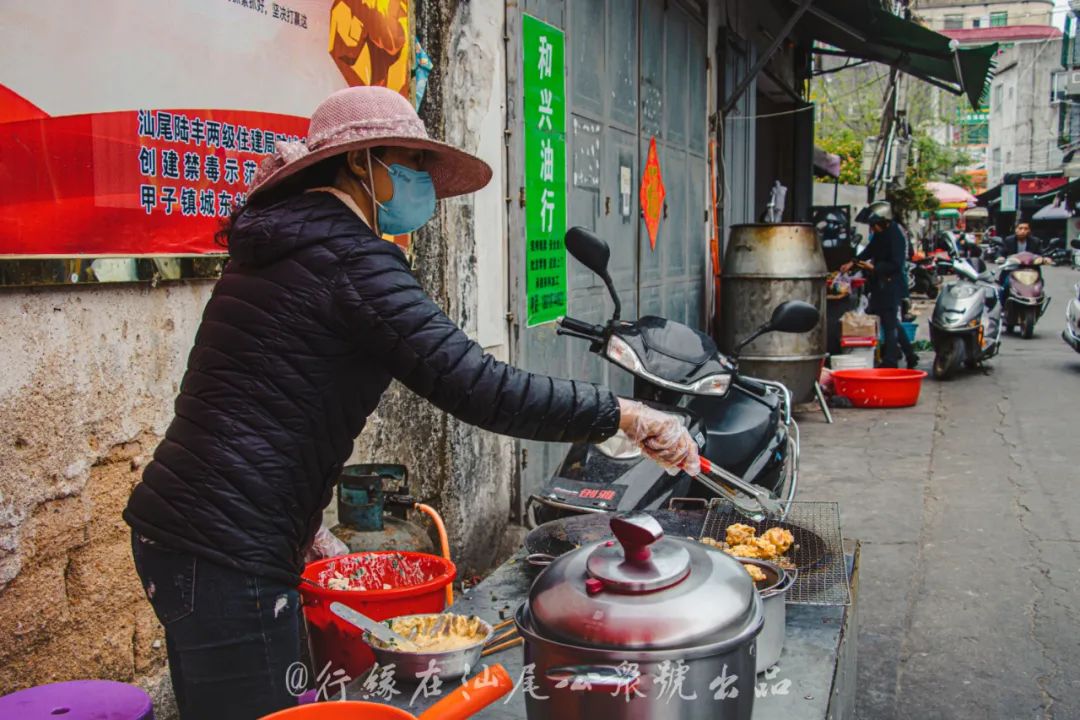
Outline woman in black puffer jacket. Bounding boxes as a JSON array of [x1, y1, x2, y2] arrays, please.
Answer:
[[124, 87, 699, 719]]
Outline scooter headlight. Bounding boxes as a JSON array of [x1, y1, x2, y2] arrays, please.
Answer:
[[606, 335, 645, 373], [687, 373, 732, 396], [1012, 269, 1039, 286], [949, 283, 978, 299]]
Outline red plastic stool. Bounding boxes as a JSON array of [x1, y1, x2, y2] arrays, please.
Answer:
[[0, 680, 154, 719]]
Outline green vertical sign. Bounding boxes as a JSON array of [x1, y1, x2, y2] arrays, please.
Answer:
[[523, 14, 567, 327]]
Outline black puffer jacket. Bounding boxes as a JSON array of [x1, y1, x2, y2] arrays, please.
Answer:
[[124, 191, 619, 584]]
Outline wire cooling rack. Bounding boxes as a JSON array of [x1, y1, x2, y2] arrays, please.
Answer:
[[700, 500, 851, 605]]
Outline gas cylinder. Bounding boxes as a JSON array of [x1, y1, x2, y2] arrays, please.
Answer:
[[329, 464, 435, 554]]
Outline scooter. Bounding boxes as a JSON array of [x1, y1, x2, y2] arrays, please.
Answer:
[[929, 255, 1003, 380], [910, 252, 940, 299], [525, 227, 820, 527], [1045, 237, 1070, 266], [1000, 252, 1051, 339], [1064, 279, 1080, 354]]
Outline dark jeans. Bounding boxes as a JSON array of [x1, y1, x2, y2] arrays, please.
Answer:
[[131, 532, 302, 719], [870, 296, 902, 367]]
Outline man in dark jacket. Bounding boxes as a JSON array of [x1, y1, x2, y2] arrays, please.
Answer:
[[843, 201, 914, 368], [996, 221, 1044, 259], [124, 87, 700, 719]]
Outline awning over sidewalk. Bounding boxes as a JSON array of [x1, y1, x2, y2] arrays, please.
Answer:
[[799, 0, 998, 109]]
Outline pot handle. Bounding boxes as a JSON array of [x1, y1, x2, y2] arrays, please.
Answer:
[[545, 664, 641, 694], [761, 568, 797, 600]]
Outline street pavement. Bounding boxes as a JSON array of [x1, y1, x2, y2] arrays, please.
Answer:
[[798, 265, 1080, 720]]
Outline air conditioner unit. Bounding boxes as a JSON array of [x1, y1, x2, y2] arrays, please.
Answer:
[[861, 137, 879, 180], [1070, 0, 1080, 15]]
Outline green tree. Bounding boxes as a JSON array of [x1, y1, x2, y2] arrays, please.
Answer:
[[815, 129, 864, 185]]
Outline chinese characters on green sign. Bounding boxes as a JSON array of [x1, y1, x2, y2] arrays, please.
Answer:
[[523, 15, 567, 326]]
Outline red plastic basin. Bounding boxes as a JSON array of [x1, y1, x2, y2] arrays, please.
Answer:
[[299, 552, 456, 679], [262, 701, 415, 719], [831, 368, 928, 408]]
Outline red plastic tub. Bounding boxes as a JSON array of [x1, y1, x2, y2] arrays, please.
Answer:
[[831, 368, 928, 408], [300, 552, 456, 679]]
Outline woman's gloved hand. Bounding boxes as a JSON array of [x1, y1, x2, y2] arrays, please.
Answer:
[[305, 524, 350, 564], [617, 398, 701, 476]]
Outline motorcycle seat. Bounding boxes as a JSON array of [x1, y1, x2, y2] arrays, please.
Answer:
[[616, 316, 726, 383]]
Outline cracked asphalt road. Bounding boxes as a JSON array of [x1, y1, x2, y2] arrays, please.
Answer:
[[797, 265, 1080, 720]]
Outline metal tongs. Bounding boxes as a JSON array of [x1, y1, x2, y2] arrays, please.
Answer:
[[689, 457, 784, 522]]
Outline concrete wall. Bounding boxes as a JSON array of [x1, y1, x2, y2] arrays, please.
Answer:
[[0, 282, 213, 708], [0, 7, 515, 710], [349, 0, 517, 576], [988, 39, 1064, 184]]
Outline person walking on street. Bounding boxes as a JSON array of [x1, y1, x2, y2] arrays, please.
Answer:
[[843, 201, 916, 369], [123, 86, 701, 720]]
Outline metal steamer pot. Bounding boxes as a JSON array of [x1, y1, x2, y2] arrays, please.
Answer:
[[737, 559, 795, 673], [515, 513, 764, 720]]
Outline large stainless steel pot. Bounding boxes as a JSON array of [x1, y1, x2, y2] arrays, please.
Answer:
[[720, 224, 827, 403], [516, 514, 764, 720], [737, 559, 795, 673]]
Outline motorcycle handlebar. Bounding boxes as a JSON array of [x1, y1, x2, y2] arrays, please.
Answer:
[[557, 316, 604, 340]]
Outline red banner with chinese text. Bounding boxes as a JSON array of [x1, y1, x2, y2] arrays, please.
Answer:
[[0, 0, 412, 257]]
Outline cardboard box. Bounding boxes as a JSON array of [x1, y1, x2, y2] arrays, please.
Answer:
[[841, 311, 879, 338]]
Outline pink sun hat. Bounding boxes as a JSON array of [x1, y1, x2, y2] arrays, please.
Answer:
[[249, 86, 492, 199]]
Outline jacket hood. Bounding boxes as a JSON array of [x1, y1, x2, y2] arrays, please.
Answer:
[[227, 193, 350, 267]]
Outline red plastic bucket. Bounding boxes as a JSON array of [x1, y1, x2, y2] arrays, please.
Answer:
[[299, 552, 456, 679], [831, 368, 928, 408], [262, 701, 415, 719]]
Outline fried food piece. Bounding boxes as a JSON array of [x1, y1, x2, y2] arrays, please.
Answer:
[[725, 523, 757, 547], [743, 563, 767, 582], [727, 543, 767, 559], [761, 527, 794, 554], [700, 536, 724, 549], [751, 536, 779, 560]]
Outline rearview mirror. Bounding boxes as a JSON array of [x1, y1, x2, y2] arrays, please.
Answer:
[[565, 226, 622, 320], [769, 300, 820, 333], [566, 227, 611, 279]]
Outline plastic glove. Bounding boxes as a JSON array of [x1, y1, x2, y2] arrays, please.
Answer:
[[305, 524, 350, 564], [617, 398, 701, 476]]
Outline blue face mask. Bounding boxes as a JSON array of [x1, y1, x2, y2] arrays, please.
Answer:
[[372, 157, 436, 235]]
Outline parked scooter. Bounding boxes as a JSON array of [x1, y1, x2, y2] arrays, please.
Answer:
[[1045, 237, 1071, 266], [910, 252, 940, 299], [1064, 279, 1080, 354], [526, 227, 820, 527], [999, 252, 1051, 339], [929, 255, 1003, 380]]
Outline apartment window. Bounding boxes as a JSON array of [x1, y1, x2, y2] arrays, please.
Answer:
[[944, 14, 964, 29], [990, 11, 1008, 27], [972, 17, 981, 28], [993, 84, 1002, 111]]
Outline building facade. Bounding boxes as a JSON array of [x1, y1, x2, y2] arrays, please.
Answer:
[[987, 37, 1064, 186], [909, 1, 1059, 190], [914, 0, 1053, 31]]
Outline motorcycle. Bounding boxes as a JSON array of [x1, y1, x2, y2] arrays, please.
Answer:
[[1064, 279, 1080, 354], [1045, 237, 1070, 266], [910, 251, 940, 299], [929, 255, 1003, 380], [999, 252, 1051, 339], [525, 227, 820, 527]]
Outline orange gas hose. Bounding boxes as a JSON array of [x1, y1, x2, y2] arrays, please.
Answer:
[[414, 503, 453, 606]]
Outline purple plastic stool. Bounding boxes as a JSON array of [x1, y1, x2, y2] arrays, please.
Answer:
[[0, 680, 154, 719]]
